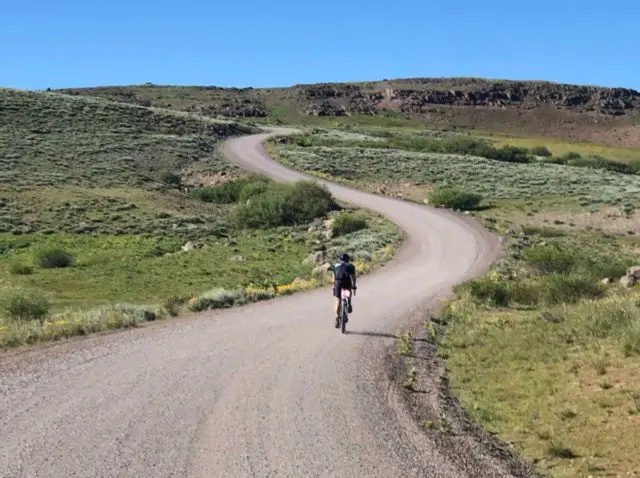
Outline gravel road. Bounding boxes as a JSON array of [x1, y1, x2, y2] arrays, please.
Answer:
[[0, 129, 514, 477]]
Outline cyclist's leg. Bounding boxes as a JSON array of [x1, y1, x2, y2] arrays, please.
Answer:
[[333, 282, 342, 321]]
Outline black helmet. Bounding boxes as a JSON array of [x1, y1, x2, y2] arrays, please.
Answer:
[[340, 253, 350, 262]]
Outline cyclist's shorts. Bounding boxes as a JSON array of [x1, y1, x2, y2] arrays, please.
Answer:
[[333, 279, 353, 298]]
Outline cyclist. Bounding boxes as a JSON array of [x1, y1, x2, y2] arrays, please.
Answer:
[[332, 253, 357, 328]]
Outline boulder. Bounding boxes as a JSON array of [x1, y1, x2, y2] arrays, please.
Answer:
[[627, 266, 640, 279], [620, 274, 636, 288], [600, 277, 613, 285], [181, 241, 204, 252], [312, 262, 332, 280], [303, 250, 326, 267]]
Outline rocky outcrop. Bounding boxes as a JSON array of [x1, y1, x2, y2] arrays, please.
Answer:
[[295, 80, 640, 117]]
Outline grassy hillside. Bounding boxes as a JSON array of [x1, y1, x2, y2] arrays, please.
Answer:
[[0, 90, 402, 346], [57, 77, 640, 148], [268, 126, 640, 477]]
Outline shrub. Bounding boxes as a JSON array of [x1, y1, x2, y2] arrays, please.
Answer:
[[332, 213, 368, 236], [428, 186, 483, 211], [160, 171, 181, 187], [189, 175, 271, 204], [37, 248, 74, 268], [2, 291, 50, 324], [188, 288, 245, 312], [531, 146, 553, 157], [456, 277, 509, 307], [522, 245, 579, 275], [163, 295, 185, 317], [538, 274, 603, 305], [244, 287, 276, 302], [10, 262, 34, 275], [234, 181, 337, 228], [489, 145, 533, 163]]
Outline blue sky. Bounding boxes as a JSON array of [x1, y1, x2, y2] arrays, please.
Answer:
[[2, 0, 639, 90]]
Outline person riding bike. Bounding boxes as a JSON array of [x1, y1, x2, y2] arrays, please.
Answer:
[[332, 253, 357, 328]]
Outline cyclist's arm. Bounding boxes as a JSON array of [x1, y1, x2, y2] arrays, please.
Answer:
[[349, 264, 357, 288]]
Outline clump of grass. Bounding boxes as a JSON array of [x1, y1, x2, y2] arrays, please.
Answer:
[[522, 245, 579, 275], [160, 171, 181, 187], [397, 331, 415, 356], [187, 288, 246, 312], [428, 186, 483, 211], [37, 248, 74, 269], [456, 277, 509, 307], [538, 274, 604, 305], [332, 212, 368, 236], [2, 290, 50, 324], [548, 442, 578, 459], [402, 365, 418, 391], [163, 295, 187, 317], [10, 262, 34, 275], [559, 408, 578, 420]]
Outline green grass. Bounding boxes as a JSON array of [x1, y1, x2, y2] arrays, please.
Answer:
[[0, 89, 403, 347], [268, 126, 640, 476], [274, 145, 640, 206]]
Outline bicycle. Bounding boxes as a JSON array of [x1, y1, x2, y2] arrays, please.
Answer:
[[337, 288, 354, 334]]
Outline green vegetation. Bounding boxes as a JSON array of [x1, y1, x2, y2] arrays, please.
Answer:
[[0, 89, 402, 347], [330, 212, 368, 236], [233, 181, 337, 228], [270, 126, 640, 476], [427, 186, 483, 211], [273, 143, 640, 206]]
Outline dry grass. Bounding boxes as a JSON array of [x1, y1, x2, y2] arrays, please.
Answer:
[[442, 292, 640, 477]]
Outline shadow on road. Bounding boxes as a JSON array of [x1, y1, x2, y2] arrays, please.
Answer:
[[345, 330, 429, 343]]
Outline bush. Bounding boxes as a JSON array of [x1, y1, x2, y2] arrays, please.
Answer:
[[160, 171, 181, 187], [234, 181, 337, 228], [37, 248, 74, 268], [332, 213, 368, 236], [10, 262, 34, 275], [163, 295, 186, 317], [2, 291, 50, 324], [538, 274, 603, 305], [522, 245, 579, 275], [456, 277, 509, 307], [188, 288, 245, 312], [531, 146, 553, 157], [428, 186, 483, 211], [489, 145, 533, 163], [189, 175, 271, 204]]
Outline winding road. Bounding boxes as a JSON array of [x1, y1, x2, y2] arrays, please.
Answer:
[[0, 129, 509, 477]]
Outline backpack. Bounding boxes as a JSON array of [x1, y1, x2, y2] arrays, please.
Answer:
[[334, 262, 351, 281]]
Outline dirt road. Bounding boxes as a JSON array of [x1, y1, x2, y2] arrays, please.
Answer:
[[0, 130, 513, 477]]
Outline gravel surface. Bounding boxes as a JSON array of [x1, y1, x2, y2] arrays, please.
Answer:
[[1, 129, 516, 477]]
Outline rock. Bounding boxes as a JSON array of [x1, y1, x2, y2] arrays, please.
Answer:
[[620, 274, 636, 288], [313, 250, 326, 265], [323, 218, 335, 229], [324, 229, 334, 240], [229, 255, 245, 262], [312, 262, 332, 279], [601, 277, 613, 285], [182, 241, 196, 252], [181, 241, 204, 252], [308, 226, 316, 233], [303, 250, 326, 267], [626, 266, 640, 279]]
